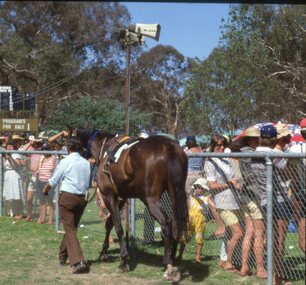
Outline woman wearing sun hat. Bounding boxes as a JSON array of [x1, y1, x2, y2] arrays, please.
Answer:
[[184, 135, 204, 194], [251, 124, 292, 285]]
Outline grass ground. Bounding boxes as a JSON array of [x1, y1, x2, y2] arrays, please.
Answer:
[[0, 199, 304, 285]]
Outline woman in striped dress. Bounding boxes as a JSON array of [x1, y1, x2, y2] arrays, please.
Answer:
[[36, 142, 56, 224]]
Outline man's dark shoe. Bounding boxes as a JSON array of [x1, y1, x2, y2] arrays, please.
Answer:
[[72, 261, 89, 274]]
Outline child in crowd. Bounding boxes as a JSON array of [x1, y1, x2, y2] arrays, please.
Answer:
[[178, 178, 209, 264]]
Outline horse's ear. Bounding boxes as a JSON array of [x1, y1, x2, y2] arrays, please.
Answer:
[[65, 123, 74, 136]]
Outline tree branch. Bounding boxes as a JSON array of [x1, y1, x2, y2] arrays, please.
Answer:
[[0, 57, 38, 83]]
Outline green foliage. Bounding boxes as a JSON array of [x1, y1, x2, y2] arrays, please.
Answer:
[[183, 4, 306, 134], [46, 97, 150, 135], [0, 2, 130, 124]]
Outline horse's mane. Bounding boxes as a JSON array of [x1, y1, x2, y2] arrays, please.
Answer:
[[76, 127, 114, 141]]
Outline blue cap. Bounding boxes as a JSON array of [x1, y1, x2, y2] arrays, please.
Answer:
[[260, 125, 277, 139], [186, 135, 196, 142]]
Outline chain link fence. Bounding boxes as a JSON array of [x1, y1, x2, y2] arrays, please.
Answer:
[[0, 150, 305, 284]]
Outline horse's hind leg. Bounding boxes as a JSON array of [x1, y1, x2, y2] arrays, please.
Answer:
[[145, 198, 181, 282], [145, 198, 172, 266]]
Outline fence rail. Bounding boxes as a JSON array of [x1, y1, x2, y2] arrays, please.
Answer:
[[0, 150, 305, 285]]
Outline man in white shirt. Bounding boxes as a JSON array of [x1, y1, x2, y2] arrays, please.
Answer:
[[43, 137, 91, 274]]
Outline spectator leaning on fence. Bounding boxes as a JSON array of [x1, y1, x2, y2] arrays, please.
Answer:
[[3, 140, 24, 219], [184, 135, 204, 195], [43, 137, 91, 274], [289, 118, 306, 253], [36, 142, 57, 224], [237, 127, 267, 279], [251, 125, 292, 285], [204, 134, 243, 273], [23, 136, 43, 222]]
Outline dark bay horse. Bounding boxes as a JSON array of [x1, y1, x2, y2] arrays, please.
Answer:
[[75, 128, 188, 280]]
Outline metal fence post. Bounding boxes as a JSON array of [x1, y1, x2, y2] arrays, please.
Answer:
[[265, 157, 273, 285], [0, 153, 3, 217], [55, 155, 60, 232], [129, 198, 136, 260]]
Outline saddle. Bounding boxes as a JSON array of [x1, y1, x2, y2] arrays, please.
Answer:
[[102, 135, 140, 185], [106, 135, 140, 163]]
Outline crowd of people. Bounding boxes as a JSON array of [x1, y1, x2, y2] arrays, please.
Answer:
[[1, 132, 91, 274], [1, 118, 305, 280], [1, 130, 69, 223], [182, 118, 306, 285]]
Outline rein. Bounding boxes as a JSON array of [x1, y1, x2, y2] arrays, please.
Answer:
[[98, 137, 107, 166]]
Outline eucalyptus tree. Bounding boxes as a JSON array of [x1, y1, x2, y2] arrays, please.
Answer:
[[47, 96, 149, 136], [0, 1, 130, 124], [130, 45, 195, 136]]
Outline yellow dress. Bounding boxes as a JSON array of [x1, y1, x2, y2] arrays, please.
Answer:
[[187, 195, 207, 245]]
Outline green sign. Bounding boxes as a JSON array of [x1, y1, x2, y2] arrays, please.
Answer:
[[0, 118, 38, 132]]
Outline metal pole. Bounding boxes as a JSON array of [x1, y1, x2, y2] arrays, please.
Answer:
[[0, 153, 3, 216], [124, 41, 131, 248], [130, 198, 136, 259], [55, 155, 60, 232], [125, 43, 131, 136], [265, 157, 273, 285]]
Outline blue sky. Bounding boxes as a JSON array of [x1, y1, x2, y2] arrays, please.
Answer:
[[122, 2, 230, 60]]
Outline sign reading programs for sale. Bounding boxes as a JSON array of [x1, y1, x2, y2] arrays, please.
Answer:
[[0, 118, 38, 132]]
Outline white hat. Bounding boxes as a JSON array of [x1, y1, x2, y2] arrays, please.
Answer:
[[192, 178, 210, 191], [243, 127, 260, 138], [29, 135, 36, 141], [275, 123, 291, 139]]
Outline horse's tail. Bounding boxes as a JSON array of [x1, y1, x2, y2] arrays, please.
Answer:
[[166, 143, 189, 242]]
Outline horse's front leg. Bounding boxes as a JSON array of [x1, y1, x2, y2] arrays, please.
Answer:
[[99, 215, 113, 261]]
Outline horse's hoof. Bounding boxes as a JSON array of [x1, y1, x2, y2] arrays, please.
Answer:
[[171, 267, 181, 283], [163, 265, 181, 282], [100, 254, 108, 261], [118, 266, 128, 273], [178, 264, 186, 272]]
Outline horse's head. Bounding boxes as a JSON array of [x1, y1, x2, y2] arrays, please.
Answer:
[[74, 128, 94, 147], [74, 127, 115, 159]]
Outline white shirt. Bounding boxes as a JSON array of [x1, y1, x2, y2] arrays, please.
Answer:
[[289, 142, 306, 165], [204, 158, 239, 210], [49, 152, 91, 195]]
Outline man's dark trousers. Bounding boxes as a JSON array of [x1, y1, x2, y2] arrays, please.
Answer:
[[59, 191, 87, 266]]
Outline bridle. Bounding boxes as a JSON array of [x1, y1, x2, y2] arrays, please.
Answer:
[[84, 130, 100, 159]]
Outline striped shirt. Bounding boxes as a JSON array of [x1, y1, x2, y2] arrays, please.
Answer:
[[38, 155, 56, 181]]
